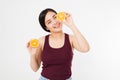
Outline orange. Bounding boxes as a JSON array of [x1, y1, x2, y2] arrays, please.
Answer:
[[30, 39, 39, 48], [56, 12, 66, 21]]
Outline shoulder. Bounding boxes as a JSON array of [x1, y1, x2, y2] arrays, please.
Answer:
[[38, 36, 45, 43], [38, 35, 48, 50], [65, 33, 74, 48], [66, 33, 74, 41]]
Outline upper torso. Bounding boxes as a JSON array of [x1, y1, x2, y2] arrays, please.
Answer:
[[40, 33, 73, 80], [39, 33, 73, 51]]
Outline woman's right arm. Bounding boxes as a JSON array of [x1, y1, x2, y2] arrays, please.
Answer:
[[26, 37, 44, 72]]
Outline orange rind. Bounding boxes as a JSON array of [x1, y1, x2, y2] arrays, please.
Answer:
[[56, 12, 66, 21], [30, 39, 39, 48]]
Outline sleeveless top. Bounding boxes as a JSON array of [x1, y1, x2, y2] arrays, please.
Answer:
[[41, 33, 73, 80]]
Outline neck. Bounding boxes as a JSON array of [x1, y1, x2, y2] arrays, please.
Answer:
[[50, 31, 64, 39]]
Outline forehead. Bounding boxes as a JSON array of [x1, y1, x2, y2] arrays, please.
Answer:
[[45, 11, 56, 21]]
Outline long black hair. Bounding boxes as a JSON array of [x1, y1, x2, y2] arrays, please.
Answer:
[[38, 8, 57, 32]]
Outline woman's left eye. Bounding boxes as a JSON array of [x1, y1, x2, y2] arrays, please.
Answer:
[[54, 16, 56, 19]]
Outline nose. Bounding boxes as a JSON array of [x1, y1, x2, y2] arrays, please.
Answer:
[[52, 19, 57, 24]]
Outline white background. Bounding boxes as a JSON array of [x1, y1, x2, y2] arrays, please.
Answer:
[[0, 0, 120, 80]]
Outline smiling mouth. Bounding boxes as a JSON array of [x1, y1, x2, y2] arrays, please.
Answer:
[[53, 26, 60, 28], [53, 23, 61, 28]]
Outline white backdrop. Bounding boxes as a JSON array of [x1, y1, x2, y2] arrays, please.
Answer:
[[0, 0, 120, 80]]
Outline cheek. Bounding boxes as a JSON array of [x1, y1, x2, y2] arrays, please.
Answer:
[[46, 24, 53, 29]]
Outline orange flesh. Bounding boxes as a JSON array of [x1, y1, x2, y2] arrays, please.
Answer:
[[30, 39, 39, 48], [56, 12, 66, 21]]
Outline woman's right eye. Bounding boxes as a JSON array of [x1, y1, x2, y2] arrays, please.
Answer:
[[48, 21, 51, 24]]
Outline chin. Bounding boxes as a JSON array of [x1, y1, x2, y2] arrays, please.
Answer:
[[54, 29, 62, 33]]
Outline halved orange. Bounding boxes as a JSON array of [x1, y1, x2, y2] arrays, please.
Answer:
[[56, 12, 66, 21], [30, 39, 39, 48]]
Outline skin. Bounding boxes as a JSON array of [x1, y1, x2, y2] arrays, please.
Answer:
[[26, 11, 90, 72]]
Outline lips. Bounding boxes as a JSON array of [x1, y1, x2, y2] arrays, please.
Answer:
[[53, 26, 60, 29], [53, 23, 61, 28]]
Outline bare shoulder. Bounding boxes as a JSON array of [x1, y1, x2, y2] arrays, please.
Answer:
[[38, 36, 46, 50], [68, 34, 74, 39], [68, 34, 74, 48], [68, 34, 74, 41], [38, 36, 45, 44]]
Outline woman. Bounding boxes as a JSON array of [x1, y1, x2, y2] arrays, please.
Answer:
[[26, 8, 90, 80]]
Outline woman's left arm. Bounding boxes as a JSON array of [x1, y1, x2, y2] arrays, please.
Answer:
[[64, 13, 90, 52]]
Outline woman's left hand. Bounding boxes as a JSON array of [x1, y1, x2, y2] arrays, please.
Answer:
[[63, 12, 75, 28]]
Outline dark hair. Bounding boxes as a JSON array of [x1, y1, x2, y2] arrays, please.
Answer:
[[38, 8, 57, 32]]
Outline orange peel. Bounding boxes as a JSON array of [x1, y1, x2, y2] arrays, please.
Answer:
[[30, 39, 39, 48], [56, 12, 66, 21]]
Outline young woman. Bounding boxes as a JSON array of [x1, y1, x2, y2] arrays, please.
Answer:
[[26, 8, 90, 80]]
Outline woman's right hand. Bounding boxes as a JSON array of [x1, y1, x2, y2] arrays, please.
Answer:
[[26, 40, 40, 56]]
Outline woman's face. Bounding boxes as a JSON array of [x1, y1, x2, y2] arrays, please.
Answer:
[[45, 11, 62, 33]]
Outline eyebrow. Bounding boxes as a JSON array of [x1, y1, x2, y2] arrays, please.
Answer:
[[45, 14, 56, 23]]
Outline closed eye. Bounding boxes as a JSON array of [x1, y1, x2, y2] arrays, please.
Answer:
[[47, 21, 51, 24], [53, 15, 56, 19]]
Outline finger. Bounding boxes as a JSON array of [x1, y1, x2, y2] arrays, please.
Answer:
[[26, 39, 33, 47], [26, 42, 30, 48], [65, 13, 70, 17]]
